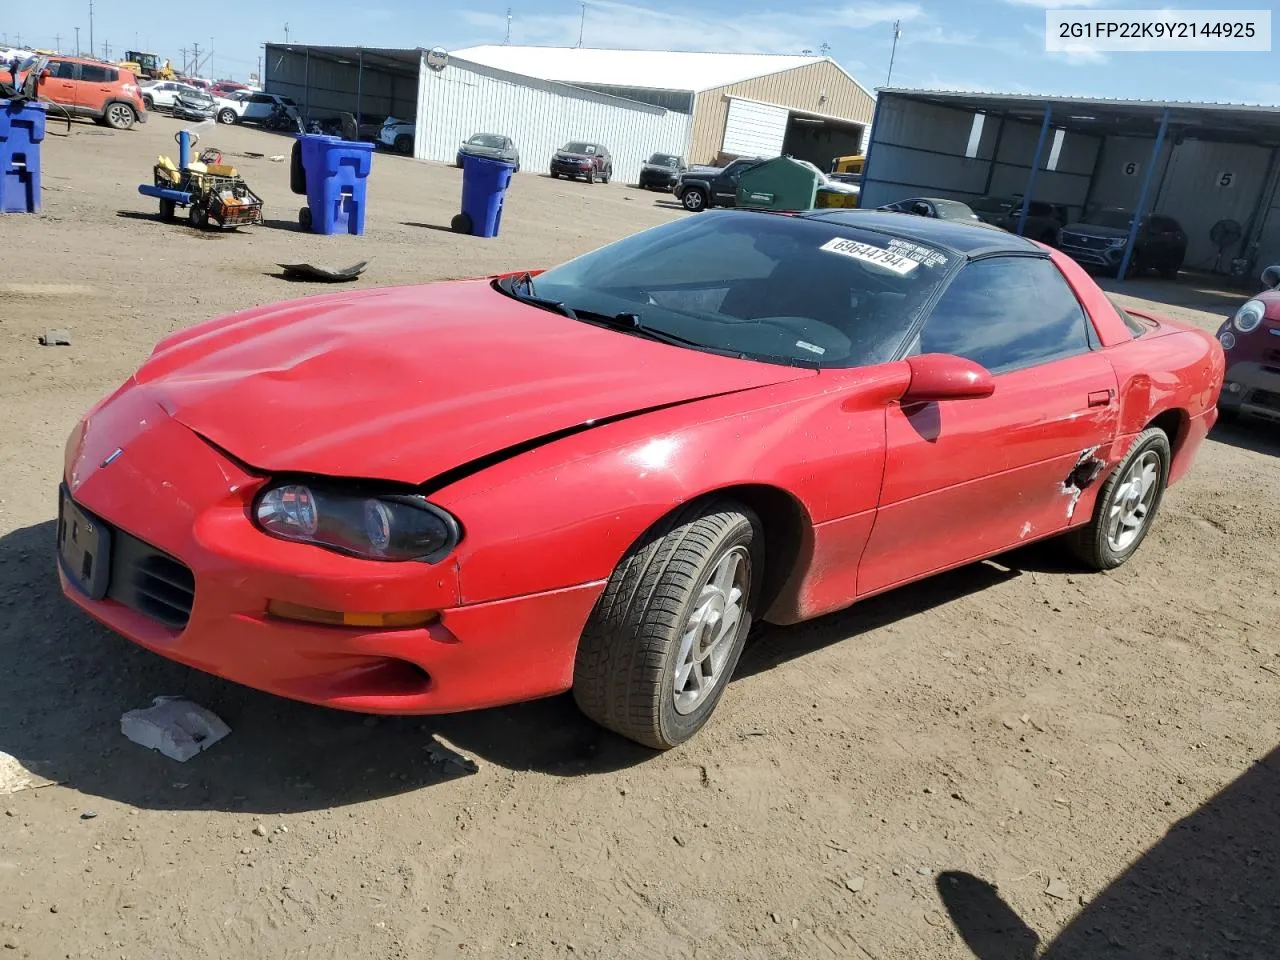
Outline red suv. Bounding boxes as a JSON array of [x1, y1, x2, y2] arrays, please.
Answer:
[[32, 55, 148, 129]]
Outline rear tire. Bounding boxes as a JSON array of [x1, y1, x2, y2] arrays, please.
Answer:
[[681, 188, 708, 212], [142, 95, 155, 111], [159, 199, 175, 220], [188, 203, 206, 229], [298, 206, 312, 231], [450, 212, 473, 234], [104, 103, 136, 130], [1065, 427, 1171, 571], [394, 134, 413, 155], [573, 500, 761, 749]]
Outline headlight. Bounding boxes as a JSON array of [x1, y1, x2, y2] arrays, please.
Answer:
[[1232, 299, 1266, 334], [1219, 331, 1236, 350], [255, 482, 460, 562], [1106, 237, 1127, 247]]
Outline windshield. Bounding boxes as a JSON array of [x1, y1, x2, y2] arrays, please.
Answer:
[[1082, 208, 1134, 229], [563, 142, 596, 155], [648, 153, 680, 167], [512, 212, 957, 369], [933, 199, 979, 220], [468, 134, 506, 148], [971, 196, 1013, 213]]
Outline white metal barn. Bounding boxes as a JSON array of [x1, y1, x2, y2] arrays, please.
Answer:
[[263, 44, 876, 182]]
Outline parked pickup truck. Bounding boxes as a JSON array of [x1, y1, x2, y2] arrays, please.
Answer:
[[672, 157, 766, 212]]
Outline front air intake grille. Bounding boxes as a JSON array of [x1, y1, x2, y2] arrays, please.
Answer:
[[108, 532, 196, 630]]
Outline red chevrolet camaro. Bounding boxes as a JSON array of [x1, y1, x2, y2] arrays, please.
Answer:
[[58, 209, 1224, 749]]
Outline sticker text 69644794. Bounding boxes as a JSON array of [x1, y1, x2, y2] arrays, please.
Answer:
[[819, 237, 920, 275]]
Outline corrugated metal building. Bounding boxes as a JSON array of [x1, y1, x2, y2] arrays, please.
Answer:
[[862, 89, 1280, 279], [455, 45, 876, 168], [263, 43, 874, 182]]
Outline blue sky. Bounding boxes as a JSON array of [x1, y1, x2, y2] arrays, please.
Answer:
[[4, 0, 1276, 104]]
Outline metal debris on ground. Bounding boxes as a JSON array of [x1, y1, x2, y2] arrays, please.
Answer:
[[119, 696, 231, 762], [277, 260, 370, 283], [424, 737, 479, 773], [38, 330, 71, 346], [1045, 877, 1071, 900], [268, 155, 286, 162]]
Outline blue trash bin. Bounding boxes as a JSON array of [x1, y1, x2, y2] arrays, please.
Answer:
[[0, 99, 47, 214], [296, 134, 375, 235], [452, 155, 514, 238]]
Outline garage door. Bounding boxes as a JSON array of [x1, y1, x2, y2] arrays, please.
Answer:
[[1155, 141, 1272, 270], [722, 98, 788, 158]]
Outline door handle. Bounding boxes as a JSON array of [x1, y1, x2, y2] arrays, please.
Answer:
[[1088, 389, 1114, 407]]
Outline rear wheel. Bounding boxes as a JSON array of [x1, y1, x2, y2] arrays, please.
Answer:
[[104, 103, 136, 130], [601, 167, 611, 184], [142, 95, 154, 111], [573, 500, 761, 749], [1065, 427, 1171, 570], [550, 170, 559, 179], [188, 203, 206, 229], [394, 134, 413, 155], [450, 212, 473, 234], [298, 206, 312, 231], [159, 199, 175, 220]]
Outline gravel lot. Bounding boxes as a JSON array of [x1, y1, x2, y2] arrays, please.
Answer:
[[1, 115, 1278, 960]]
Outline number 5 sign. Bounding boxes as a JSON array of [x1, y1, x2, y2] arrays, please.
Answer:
[[1215, 171, 1235, 189]]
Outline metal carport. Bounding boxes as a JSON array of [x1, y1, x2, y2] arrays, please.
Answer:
[[863, 89, 1280, 280], [263, 44, 422, 136]]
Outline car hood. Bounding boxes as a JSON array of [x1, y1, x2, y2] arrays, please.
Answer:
[[129, 280, 811, 485], [642, 163, 678, 174], [462, 144, 510, 157], [1063, 222, 1130, 239]]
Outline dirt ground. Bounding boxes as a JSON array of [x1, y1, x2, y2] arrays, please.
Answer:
[[2, 115, 1279, 960]]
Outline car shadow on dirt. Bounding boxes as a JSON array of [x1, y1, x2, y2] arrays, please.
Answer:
[[739, 542, 1074, 679], [0, 520, 651, 815], [934, 743, 1280, 958], [1210, 418, 1280, 458]]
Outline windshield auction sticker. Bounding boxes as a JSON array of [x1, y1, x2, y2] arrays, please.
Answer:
[[1046, 9, 1271, 52], [820, 238, 920, 275]]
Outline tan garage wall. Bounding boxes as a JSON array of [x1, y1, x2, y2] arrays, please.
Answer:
[[689, 61, 875, 165]]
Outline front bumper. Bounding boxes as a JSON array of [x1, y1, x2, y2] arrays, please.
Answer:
[[1218, 360, 1280, 421], [551, 159, 593, 178], [1059, 239, 1124, 268], [639, 170, 677, 189], [59, 398, 605, 715]]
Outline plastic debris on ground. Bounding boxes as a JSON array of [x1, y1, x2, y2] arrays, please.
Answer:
[[276, 260, 370, 283], [38, 330, 71, 346], [424, 737, 479, 773], [120, 696, 231, 762]]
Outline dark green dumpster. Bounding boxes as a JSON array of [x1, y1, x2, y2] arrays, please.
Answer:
[[735, 156, 820, 211]]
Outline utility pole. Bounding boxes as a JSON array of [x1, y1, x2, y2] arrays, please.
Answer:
[[55, 33, 62, 52], [256, 54, 262, 83], [284, 22, 290, 43], [89, 0, 95, 61], [102, 40, 111, 60], [15, 33, 23, 48], [885, 19, 901, 86], [75, 26, 80, 56], [577, 2, 586, 47], [505, 8, 512, 43], [208, 37, 213, 79], [191, 41, 200, 77]]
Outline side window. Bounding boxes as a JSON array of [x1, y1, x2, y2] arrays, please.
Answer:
[[80, 65, 117, 83], [919, 256, 1092, 374], [50, 60, 77, 80], [250, 94, 273, 105]]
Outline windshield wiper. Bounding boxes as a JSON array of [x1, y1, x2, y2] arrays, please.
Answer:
[[497, 272, 579, 318], [570, 309, 710, 350]]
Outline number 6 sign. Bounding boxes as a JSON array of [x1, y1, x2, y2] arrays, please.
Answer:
[[1122, 161, 1139, 176]]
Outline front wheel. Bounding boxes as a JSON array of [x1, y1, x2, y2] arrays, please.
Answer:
[[1065, 427, 1171, 570], [681, 188, 707, 212], [188, 203, 206, 229], [217, 109, 237, 125], [573, 500, 761, 749], [586, 168, 595, 184], [394, 134, 413, 155]]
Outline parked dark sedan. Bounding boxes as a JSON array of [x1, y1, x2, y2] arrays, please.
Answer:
[[638, 152, 687, 190], [1058, 208, 1187, 278], [972, 196, 1069, 245], [455, 132, 520, 172], [549, 141, 612, 183], [879, 197, 986, 224], [171, 87, 216, 122]]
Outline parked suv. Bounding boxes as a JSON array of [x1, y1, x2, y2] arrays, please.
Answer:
[[549, 142, 612, 183], [214, 90, 301, 127], [672, 157, 766, 212], [141, 80, 206, 114], [1058, 208, 1188, 278], [638, 152, 687, 191], [972, 196, 1069, 244], [29, 55, 147, 129]]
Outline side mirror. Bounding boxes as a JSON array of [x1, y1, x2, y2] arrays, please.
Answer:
[[39, 69, 51, 82], [902, 353, 995, 403]]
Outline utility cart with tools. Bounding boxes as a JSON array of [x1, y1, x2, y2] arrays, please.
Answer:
[[138, 130, 264, 230]]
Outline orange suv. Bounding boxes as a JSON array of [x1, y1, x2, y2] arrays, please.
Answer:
[[33, 55, 148, 130]]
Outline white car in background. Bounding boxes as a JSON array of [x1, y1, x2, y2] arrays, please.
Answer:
[[140, 80, 205, 113], [378, 116, 416, 154], [213, 90, 301, 126]]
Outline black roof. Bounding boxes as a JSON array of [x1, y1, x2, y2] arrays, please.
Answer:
[[801, 208, 1043, 258]]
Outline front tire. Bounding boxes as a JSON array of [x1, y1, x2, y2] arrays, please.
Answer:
[[573, 500, 761, 750], [217, 108, 237, 125], [1066, 427, 1171, 570], [681, 188, 707, 212], [394, 134, 413, 155]]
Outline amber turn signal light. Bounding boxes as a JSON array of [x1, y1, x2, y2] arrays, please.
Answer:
[[266, 600, 438, 628]]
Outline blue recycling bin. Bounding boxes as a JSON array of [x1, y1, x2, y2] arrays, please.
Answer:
[[452, 154, 514, 238], [296, 134, 374, 235], [0, 99, 46, 214]]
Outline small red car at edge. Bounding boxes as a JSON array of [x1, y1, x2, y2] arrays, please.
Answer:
[[57, 210, 1224, 749], [1215, 264, 1280, 423]]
